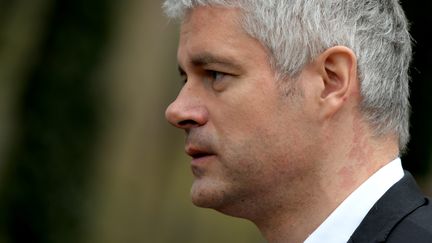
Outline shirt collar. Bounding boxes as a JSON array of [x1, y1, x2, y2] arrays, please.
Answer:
[[304, 158, 404, 243]]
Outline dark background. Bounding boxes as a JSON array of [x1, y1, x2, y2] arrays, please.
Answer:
[[402, 2, 432, 176], [0, 1, 430, 243]]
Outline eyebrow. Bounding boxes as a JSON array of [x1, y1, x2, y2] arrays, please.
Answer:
[[178, 52, 242, 74], [191, 53, 240, 67]]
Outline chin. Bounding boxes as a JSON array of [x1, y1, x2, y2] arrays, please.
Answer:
[[190, 179, 253, 219], [190, 178, 228, 209]]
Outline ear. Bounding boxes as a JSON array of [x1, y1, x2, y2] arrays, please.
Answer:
[[316, 46, 358, 119]]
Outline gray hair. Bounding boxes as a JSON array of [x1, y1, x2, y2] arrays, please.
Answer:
[[163, 0, 412, 152]]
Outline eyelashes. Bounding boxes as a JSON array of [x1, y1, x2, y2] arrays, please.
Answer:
[[207, 70, 225, 82], [180, 70, 227, 85]]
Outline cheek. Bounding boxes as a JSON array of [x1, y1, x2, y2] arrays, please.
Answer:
[[210, 84, 316, 171], [224, 107, 316, 172], [218, 121, 288, 176]]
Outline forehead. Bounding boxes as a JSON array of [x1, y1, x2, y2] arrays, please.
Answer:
[[177, 6, 271, 71], [179, 6, 244, 54]]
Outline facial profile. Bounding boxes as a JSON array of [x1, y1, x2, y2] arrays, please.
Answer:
[[165, 6, 322, 219]]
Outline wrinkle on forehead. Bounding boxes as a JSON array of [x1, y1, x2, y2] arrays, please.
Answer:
[[177, 6, 263, 72]]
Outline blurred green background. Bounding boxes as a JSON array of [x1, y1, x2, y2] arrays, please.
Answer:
[[0, 1, 430, 243]]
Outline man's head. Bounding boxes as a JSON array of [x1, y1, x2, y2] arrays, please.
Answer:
[[164, 0, 412, 150], [164, 0, 412, 233]]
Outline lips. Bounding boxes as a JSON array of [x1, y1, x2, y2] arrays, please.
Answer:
[[185, 144, 216, 167], [185, 145, 215, 177], [185, 146, 215, 160]]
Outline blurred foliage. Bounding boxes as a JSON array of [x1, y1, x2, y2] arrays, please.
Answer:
[[0, 0, 111, 242], [0, 1, 430, 243]]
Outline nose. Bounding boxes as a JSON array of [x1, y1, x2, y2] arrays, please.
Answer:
[[165, 86, 209, 130]]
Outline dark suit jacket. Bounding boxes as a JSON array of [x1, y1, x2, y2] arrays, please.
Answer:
[[348, 171, 432, 243]]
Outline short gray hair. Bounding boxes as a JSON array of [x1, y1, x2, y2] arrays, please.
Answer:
[[163, 0, 412, 152]]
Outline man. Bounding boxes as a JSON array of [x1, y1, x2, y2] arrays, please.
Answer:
[[164, 0, 432, 242]]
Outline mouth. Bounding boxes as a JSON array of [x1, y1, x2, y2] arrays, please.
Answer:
[[190, 152, 212, 159], [186, 147, 214, 159], [185, 146, 216, 165]]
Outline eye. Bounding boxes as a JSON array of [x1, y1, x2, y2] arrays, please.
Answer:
[[181, 75, 188, 84], [208, 70, 225, 81], [206, 70, 230, 91]]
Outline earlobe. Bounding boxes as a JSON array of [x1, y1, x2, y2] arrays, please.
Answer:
[[318, 46, 358, 118]]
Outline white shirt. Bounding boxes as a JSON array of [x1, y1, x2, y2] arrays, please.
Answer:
[[304, 158, 404, 243]]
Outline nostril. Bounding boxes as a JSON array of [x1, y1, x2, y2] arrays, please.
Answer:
[[178, 119, 198, 127]]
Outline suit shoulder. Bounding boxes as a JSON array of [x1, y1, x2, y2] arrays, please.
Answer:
[[387, 198, 432, 242]]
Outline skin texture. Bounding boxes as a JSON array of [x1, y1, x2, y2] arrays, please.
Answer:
[[165, 6, 399, 243]]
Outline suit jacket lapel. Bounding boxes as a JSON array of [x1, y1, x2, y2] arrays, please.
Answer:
[[347, 171, 427, 243]]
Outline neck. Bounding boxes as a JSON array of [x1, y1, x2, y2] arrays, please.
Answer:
[[254, 200, 335, 243], [252, 126, 399, 243]]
